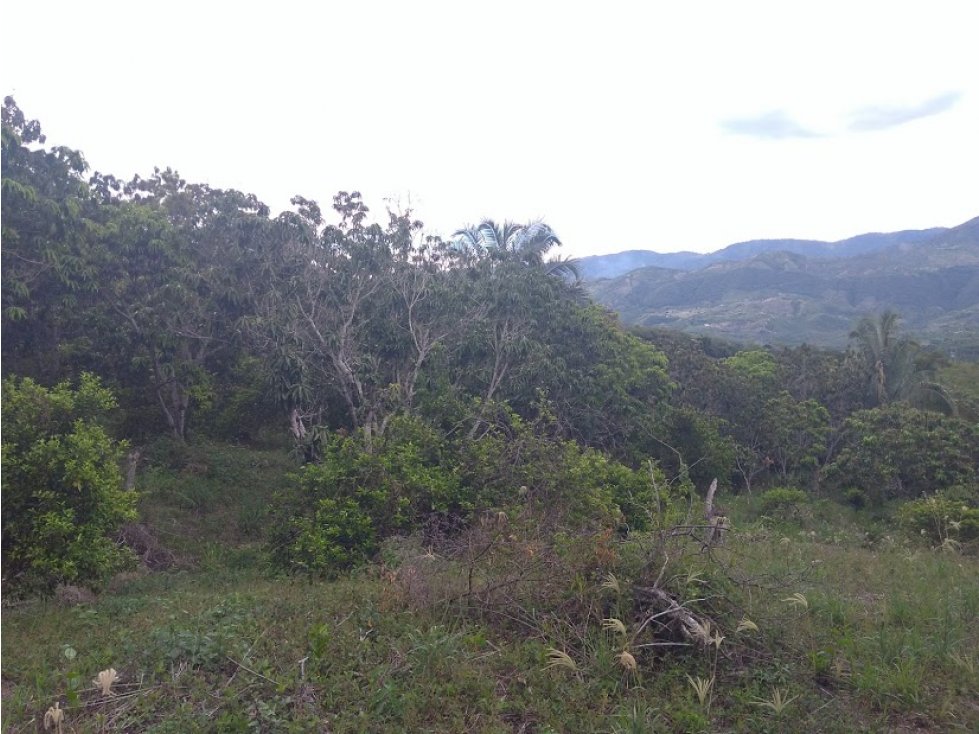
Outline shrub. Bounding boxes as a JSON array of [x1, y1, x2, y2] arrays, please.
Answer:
[[269, 416, 464, 575], [897, 490, 979, 544], [757, 487, 809, 521], [662, 407, 737, 493], [825, 405, 978, 502], [1, 374, 137, 595], [843, 488, 867, 510], [455, 408, 677, 531], [274, 497, 376, 573], [270, 410, 680, 575]]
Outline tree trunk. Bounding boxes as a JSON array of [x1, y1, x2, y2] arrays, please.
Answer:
[[289, 407, 307, 441], [125, 449, 142, 491]]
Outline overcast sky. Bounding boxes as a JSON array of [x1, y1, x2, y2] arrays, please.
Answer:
[[3, 1, 977, 257]]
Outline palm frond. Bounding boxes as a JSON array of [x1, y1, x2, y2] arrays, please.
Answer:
[[544, 255, 580, 281]]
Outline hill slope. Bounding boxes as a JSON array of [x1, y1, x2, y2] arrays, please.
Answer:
[[588, 217, 979, 354], [578, 227, 948, 279]]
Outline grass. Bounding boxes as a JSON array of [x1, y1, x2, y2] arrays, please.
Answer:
[[2, 445, 978, 732]]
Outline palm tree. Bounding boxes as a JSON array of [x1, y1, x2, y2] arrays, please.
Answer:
[[849, 311, 954, 413], [849, 310, 899, 406], [452, 219, 580, 281]]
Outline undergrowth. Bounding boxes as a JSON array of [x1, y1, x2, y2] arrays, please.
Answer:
[[3, 445, 977, 733]]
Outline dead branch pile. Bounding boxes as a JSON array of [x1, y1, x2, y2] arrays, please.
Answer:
[[117, 523, 176, 570]]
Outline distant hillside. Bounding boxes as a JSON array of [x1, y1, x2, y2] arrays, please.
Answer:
[[576, 250, 706, 278], [578, 227, 948, 280], [587, 217, 979, 357]]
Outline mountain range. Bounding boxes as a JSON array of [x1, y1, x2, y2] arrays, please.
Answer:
[[584, 216, 979, 357]]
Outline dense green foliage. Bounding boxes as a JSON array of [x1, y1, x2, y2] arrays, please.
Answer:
[[826, 404, 978, 502], [756, 487, 810, 521], [3, 97, 975, 572], [271, 411, 679, 575], [897, 491, 979, 543], [1, 98, 671, 455], [269, 417, 463, 573], [1, 374, 136, 595]]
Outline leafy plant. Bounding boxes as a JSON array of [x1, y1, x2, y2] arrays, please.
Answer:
[[752, 686, 798, 715], [1, 374, 136, 595], [826, 405, 978, 501], [686, 674, 714, 708], [269, 417, 462, 574], [898, 491, 979, 544], [757, 487, 809, 521], [272, 496, 376, 575]]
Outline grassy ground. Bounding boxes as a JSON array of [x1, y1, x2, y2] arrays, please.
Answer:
[[3, 445, 977, 732]]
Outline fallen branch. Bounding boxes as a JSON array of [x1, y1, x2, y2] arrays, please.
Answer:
[[226, 657, 280, 687], [634, 586, 717, 645]]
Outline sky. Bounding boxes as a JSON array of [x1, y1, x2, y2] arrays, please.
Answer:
[[2, 0, 978, 257]]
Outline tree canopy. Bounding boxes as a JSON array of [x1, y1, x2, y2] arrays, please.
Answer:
[[2, 97, 975, 592]]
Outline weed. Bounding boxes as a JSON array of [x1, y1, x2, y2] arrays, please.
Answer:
[[4, 441, 979, 732], [783, 592, 809, 610], [617, 650, 638, 673], [93, 668, 120, 696], [601, 572, 622, 594], [603, 617, 628, 636], [611, 702, 664, 733], [686, 674, 714, 708], [543, 648, 578, 674], [752, 686, 799, 715], [43, 702, 65, 733]]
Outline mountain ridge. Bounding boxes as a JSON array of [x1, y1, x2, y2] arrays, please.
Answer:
[[579, 226, 950, 280], [586, 217, 979, 357]]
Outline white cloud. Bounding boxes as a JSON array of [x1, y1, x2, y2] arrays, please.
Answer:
[[848, 92, 962, 132]]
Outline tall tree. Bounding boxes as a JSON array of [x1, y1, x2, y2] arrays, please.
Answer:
[[453, 219, 579, 280], [94, 169, 271, 440], [1, 97, 99, 382], [253, 192, 475, 451], [849, 311, 954, 413]]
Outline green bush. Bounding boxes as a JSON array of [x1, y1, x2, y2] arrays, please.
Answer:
[[897, 490, 979, 544], [844, 487, 868, 510], [274, 497, 376, 573], [455, 407, 677, 531], [269, 410, 680, 575], [269, 416, 464, 575], [662, 407, 737, 494], [1, 374, 137, 595], [757, 487, 809, 521], [826, 405, 978, 502]]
